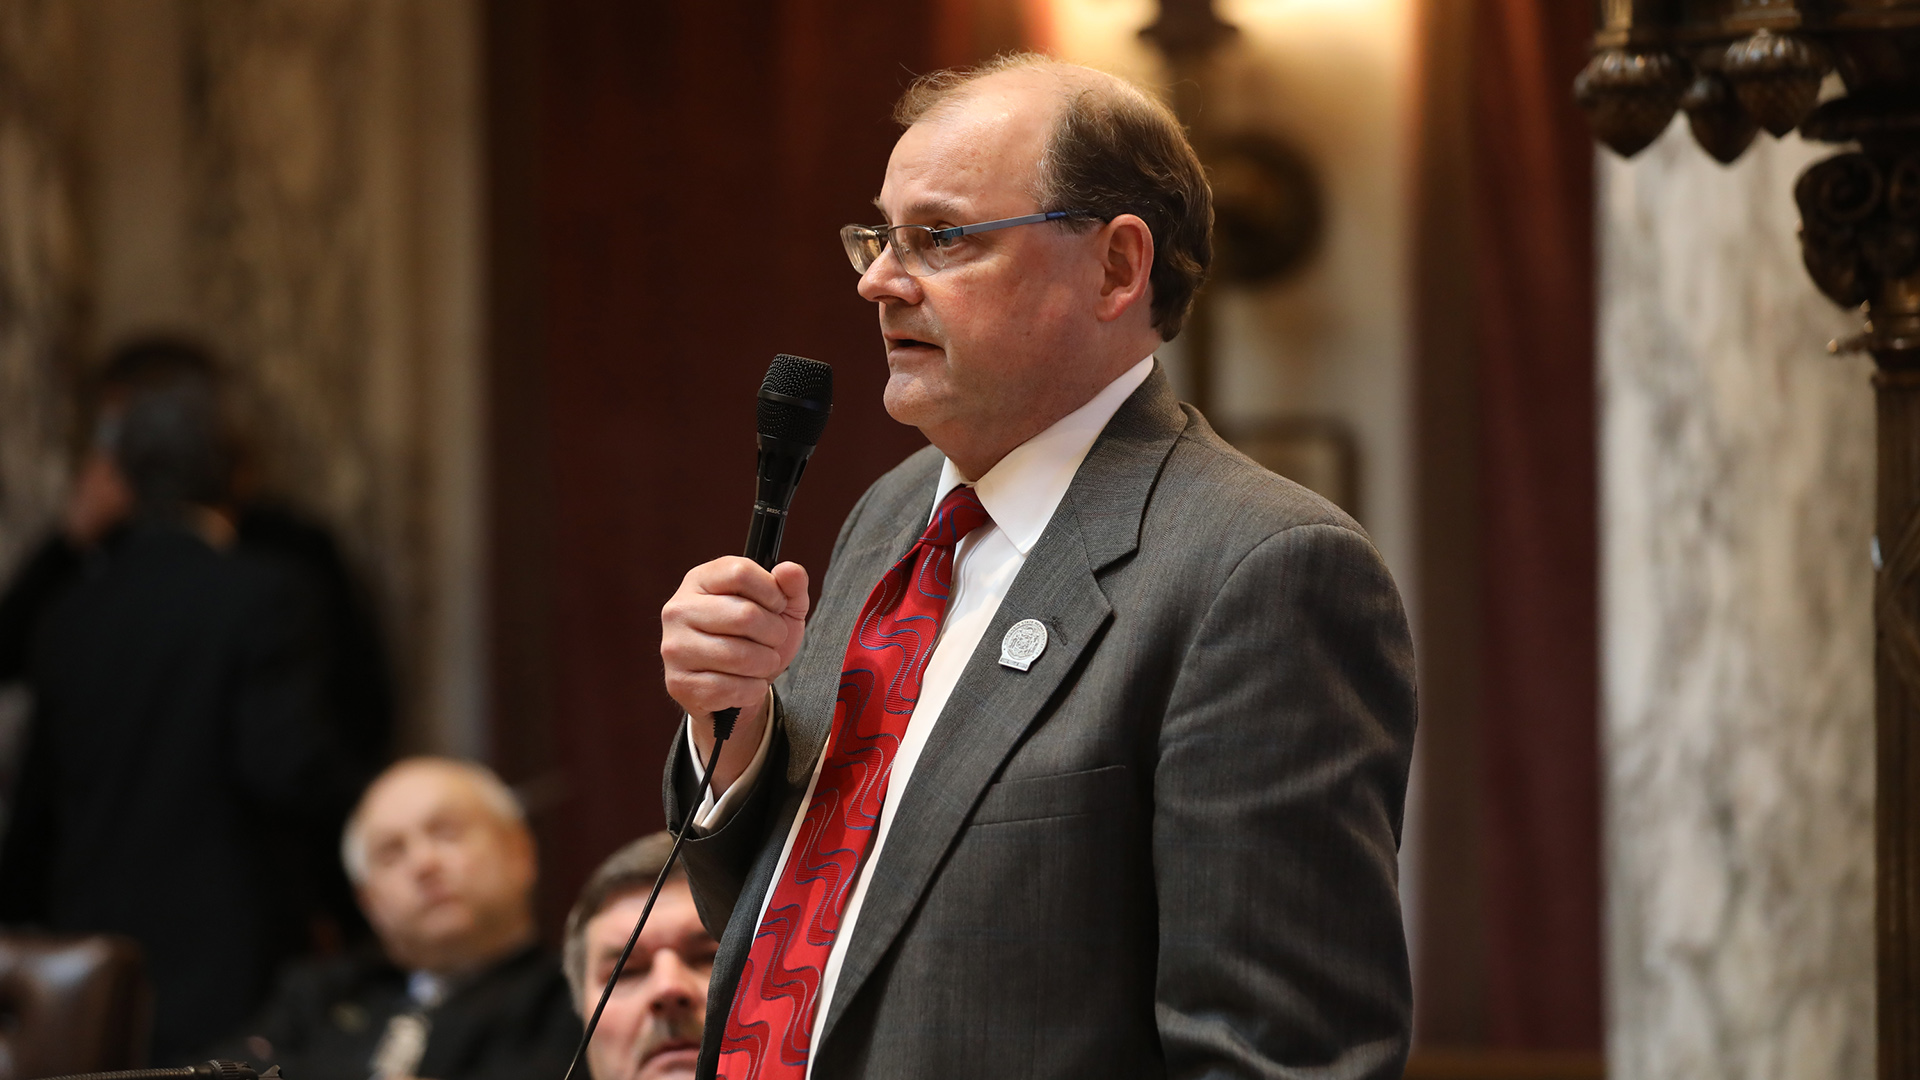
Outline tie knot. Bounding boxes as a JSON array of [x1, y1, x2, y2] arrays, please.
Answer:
[[921, 485, 991, 549]]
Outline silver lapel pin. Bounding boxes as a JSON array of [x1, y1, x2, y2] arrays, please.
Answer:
[[998, 618, 1049, 672]]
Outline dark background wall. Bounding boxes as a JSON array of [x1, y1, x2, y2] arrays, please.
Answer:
[[487, 0, 948, 928]]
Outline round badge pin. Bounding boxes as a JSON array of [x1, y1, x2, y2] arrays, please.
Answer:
[[999, 618, 1049, 672]]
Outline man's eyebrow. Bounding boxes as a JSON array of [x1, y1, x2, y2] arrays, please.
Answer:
[[874, 196, 967, 224]]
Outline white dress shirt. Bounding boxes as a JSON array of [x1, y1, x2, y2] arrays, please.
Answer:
[[685, 355, 1154, 1073]]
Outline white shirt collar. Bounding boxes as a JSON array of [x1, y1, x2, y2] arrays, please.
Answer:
[[930, 356, 1156, 555]]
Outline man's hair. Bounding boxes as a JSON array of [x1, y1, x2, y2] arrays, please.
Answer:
[[339, 757, 528, 884], [562, 831, 685, 1002], [102, 335, 219, 390], [893, 53, 1213, 341], [102, 336, 234, 517]]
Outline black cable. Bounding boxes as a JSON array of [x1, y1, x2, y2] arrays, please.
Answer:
[[42, 1062, 269, 1080], [45, 1071, 204, 1080], [560, 714, 736, 1080]]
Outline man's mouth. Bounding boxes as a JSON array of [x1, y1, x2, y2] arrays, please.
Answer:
[[885, 335, 942, 356], [634, 1014, 705, 1077], [639, 1039, 700, 1077]]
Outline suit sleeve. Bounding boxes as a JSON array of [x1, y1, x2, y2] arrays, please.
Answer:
[[1153, 523, 1417, 1080]]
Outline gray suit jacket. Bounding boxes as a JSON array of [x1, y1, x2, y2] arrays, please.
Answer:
[[666, 366, 1417, 1078]]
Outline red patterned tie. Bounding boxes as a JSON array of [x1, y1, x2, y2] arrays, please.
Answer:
[[718, 485, 992, 1080]]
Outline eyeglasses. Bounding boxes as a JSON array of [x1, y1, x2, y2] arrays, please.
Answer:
[[839, 210, 1087, 277]]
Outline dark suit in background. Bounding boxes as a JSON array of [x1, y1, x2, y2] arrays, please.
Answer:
[[0, 521, 365, 1061], [216, 944, 582, 1080], [670, 370, 1418, 1078], [0, 502, 393, 948]]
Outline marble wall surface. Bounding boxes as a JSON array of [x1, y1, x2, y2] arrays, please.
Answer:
[[1601, 122, 1875, 1077], [0, 0, 85, 834], [0, 0, 85, 577], [175, 0, 485, 753], [0, 0, 484, 753]]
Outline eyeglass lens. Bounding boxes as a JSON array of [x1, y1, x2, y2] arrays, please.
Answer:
[[839, 225, 945, 277]]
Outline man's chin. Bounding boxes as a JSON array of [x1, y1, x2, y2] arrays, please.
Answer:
[[881, 374, 947, 429], [637, 1045, 701, 1079]]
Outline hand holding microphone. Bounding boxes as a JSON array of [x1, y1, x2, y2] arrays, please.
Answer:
[[660, 354, 833, 794], [661, 557, 808, 788]]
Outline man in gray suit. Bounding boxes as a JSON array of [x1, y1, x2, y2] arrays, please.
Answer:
[[658, 54, 1416, 1079]]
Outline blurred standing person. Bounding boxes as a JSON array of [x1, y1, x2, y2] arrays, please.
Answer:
[[0, 337, 396, 948], [0, 388, 135, 684], [0, 349, 368, 1060]]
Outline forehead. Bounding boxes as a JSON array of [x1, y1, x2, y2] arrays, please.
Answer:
[[878, 72, 1063, 220], [587, 880, 703, 947], [360, 766, 489, 833]]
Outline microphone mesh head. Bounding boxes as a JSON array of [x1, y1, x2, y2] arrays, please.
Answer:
[[757, 354, 833, 445]]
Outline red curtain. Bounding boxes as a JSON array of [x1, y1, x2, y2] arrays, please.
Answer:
[[1470, 0, 1602, 1051]]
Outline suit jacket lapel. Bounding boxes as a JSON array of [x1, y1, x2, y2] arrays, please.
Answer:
[[817, 366, 1189, 1048]]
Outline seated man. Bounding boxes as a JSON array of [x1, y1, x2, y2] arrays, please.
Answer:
[[220, 758, 581, 1080], [564, 833, 716, 1080]]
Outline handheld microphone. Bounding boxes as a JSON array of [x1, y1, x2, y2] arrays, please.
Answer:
[[744, 354, 835, 569], [560, 354, 832, 1080], [715, 354, 833, 741]]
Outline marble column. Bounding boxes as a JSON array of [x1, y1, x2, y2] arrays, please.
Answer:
[[176, 0, 486, 753], [0, 0, 486, 755], [0, 0, 86, 826], [1600, 124, 1875, 1077], [0, 0, 85, 578]]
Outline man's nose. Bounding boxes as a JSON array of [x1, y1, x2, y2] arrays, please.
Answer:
[[408, 845, 445, 882], [642, 950, 700, 1016], [856, 242, 920, 305]]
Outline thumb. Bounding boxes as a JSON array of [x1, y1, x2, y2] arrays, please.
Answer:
[[772, 561, 811, 622]]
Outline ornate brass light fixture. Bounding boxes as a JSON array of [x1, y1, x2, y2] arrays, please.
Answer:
[[1574, 4, 1920, 1075], [1141, 0, 1326, 420]]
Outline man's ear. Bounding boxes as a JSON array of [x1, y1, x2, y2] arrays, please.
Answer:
[[1094, 213, 1154, 324]]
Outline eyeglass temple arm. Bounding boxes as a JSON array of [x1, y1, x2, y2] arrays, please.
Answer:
[[937, 210, 1078, 242]]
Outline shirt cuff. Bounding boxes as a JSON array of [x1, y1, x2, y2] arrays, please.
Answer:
[[683, 689, 776, 833]]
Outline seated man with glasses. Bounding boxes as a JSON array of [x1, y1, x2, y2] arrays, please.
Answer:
[[659, 53, 1416, 1080]]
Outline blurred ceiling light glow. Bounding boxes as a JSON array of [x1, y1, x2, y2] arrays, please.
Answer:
[[1044, 0, 1411, 78]]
